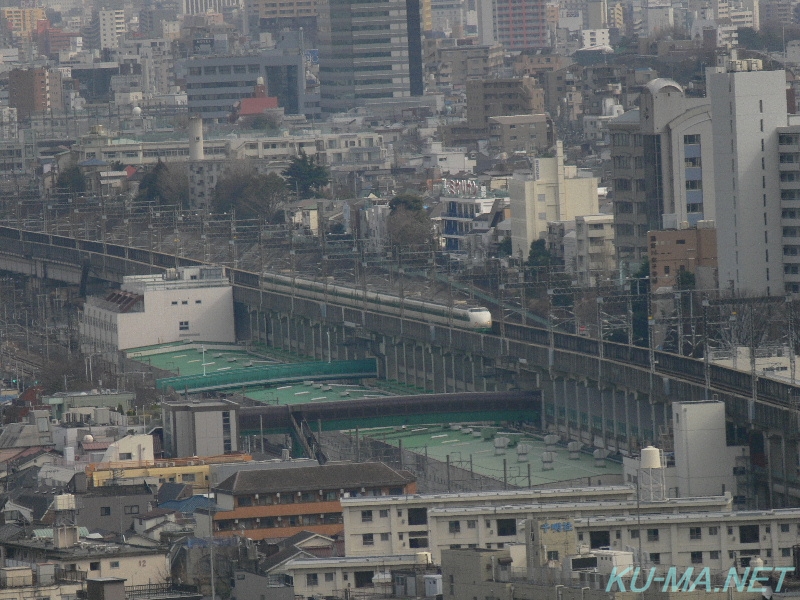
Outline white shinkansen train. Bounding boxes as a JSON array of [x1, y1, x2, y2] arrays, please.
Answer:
[[260, 272, 493, 331]]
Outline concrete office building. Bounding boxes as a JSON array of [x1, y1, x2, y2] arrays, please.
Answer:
[[707, 59, 786, 296], [509, 142, 599, 259], [609, 78, 714, 278], [184, 51, 309, 121], [162, 398, 239, 457], [317, 0, 423, 113], [341, 487, 730, 564]]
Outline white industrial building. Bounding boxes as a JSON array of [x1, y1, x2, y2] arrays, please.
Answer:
[[80, 265, 235, 353]]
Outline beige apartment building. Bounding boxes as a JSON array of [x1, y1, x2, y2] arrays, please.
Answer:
[[575, 214, 615, 285], [0, 8, 46, 35], [509, 141, 599, 258], [488, 114, 553, 156]]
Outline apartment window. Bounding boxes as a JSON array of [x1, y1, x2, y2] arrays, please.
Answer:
[[324, 573, 334, 582], [684, 134, 700, 145], [782, 548, 792, 557], [380, 533, 389, 541], [362, 534, 374, 546], [690, 551, 703, 564], [739, 525, 759, 544], [408, 508, 427, 525], [361, 510, 373, 523], [119, 453, 132, 460], [110, 561, 120, 568], [647, 529, 659, 542], [124, 505, 139, 515], [650, 553, 660, 565], [100, 507, 111, 516], [90, 562, 100, 571], [306, 574, 318, 586], [710, 551, 720, 560], [547, 551, 559, 561], [689, 527, 702, 540], [709, 527, 718, 535], [467, 520, 477, 529], [781, 524, 791, 533], [179, 321, 189, 331], [449, 521, 461, 534], [630, 530, 639, 539], [497, 519, 517, 536]]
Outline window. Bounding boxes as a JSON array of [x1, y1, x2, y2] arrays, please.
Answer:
[[710, 551, 720, 560], [780, 524, 790, 533], [449, 521, 461, 534], [647, 529, 659, 542], [497, 519, 517, 536], [90, 562, 100, 571], [650, 553, 660, 565], [782, 548, 792, 557], [739, 525, 759, 544], [708, 526, 718, 535], [547, 550, 559, 561], [691, 551, 703, 564], [182, 474, 196, 482], [684, 134, 700, 145], [110, 561, 120, 568], [124, 505, 139, 515], [119, 453, 132, 460], [690, 527, 702, 540], [324, 573, 334, 582], [408, 508, 427, 525], [362, 534, 374, 546], [379, 509, 389, 518], [467, 520, 477, 529], [100, 507, 111, 516], [630, 530, 639, 539], [181, 300, 188, 305], [306, 574, 318, 586], [179, 321, 189, 331], [380, 533, 389, 541], [195, 300, 202, 304], [361, 510, 373, 523]]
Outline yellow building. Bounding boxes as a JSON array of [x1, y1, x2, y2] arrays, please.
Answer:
[[86, 453, 252, 492], [0, 8, 46, 35]]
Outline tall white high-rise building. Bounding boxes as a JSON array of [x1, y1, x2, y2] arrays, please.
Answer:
[[90, 9, 126, 50], [707, 59, 786, 296]]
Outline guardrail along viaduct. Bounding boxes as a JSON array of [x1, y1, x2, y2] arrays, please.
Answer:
[[0, 225, 798, 508]]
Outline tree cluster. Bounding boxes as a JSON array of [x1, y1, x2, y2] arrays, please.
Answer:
[[136, 161, 190, 208], [211, 163, 287, 221]]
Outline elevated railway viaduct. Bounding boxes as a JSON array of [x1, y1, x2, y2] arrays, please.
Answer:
[[0, 225, 798, 507]]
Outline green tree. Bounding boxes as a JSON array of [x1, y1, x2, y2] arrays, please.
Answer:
[[136, 160, 190, 208], [389, 193, 424, 212], [283, 151, 329, 199], [496, 237, 512, 257], [212, 164, 287, 220], [526, 239, 552, 268], [387, 207, 433, 253], [676, 269, 696, 290], [55, 165, 86, 194]]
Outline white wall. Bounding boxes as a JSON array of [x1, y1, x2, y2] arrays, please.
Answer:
[[709, 67, 786, 295], [117, 285, 234, 350]]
